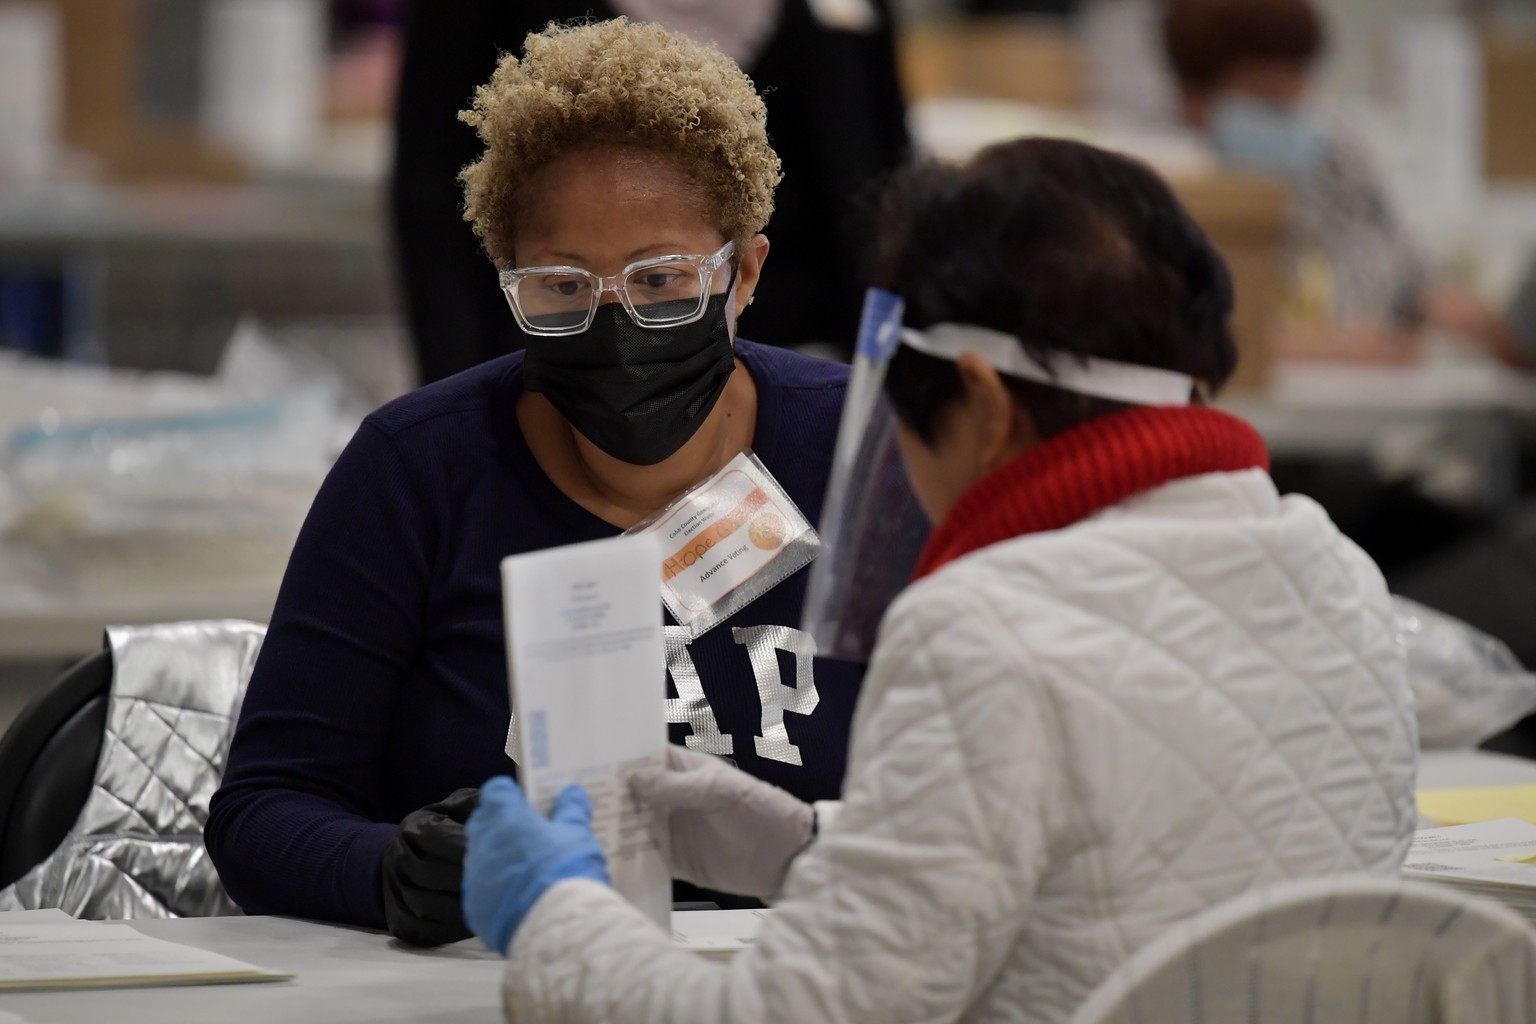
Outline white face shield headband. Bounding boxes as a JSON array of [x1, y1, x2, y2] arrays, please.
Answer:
[[800, 290, 1196, 664], [897, 322, 1196, 407]]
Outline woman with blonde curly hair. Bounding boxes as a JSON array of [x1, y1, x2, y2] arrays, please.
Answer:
[[207, 18, 866, 947], [391, 1, 909, 380]]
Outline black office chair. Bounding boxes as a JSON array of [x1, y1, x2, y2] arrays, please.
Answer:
[[0, 647, 113, 890]]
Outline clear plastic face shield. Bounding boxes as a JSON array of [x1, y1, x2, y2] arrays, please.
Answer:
[[799, 289, 928, 663], [800, 289, 1195, 663]]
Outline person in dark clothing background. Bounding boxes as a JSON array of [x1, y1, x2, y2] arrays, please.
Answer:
[[390, 0, 910, 385]]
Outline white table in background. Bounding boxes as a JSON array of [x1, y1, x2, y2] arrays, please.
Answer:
[[0, 916, 506, 1024], [1418, 747, 1536, 789], [0, 586, 278, 664], [1220, 356, 1536, 464]]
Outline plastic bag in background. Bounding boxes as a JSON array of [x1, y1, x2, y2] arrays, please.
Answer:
[[215, 316, 406, 453], [1395, 595, 1536, 748], [0, 325, 347, 597], [2, 393, 334, 594]]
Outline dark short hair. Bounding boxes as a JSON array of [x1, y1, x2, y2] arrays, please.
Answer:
[[873, 137, 1237, 444], [1163, 0, 1325, 90]]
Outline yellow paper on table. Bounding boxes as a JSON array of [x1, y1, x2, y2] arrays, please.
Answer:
[[1416, 784, 1536, 827]]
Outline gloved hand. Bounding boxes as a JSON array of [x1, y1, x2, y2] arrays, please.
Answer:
[[462, 777, 610, 956], [630, 745, 814, 899], [381, 787, 480, 946]]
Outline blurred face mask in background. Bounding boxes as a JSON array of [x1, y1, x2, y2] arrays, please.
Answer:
[[1209, 93, 1326, 182]]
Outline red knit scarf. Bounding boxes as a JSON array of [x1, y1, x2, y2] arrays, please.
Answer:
[[911, 405, 1271, 580]]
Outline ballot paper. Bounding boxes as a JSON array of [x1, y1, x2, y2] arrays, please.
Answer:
[[1402, 818, 1536, 928], [502, 533, 672, 932], [0, 914, 290, 991], [671, 909, 769, 963]]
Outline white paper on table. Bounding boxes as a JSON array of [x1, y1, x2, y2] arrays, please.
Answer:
[[0, 909, 71, 923], [1404, 818, 1536, 888], [502, 533, 672, 931], [671, 909, 768, 962], [0, 919, 290, 990]]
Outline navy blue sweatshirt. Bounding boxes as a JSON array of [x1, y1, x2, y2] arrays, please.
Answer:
[[206, 340, 864, 927]]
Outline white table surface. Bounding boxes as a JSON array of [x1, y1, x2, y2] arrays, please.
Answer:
[[0, 751, 1530, 1022], [0, 916, 506, 1024], [1418, 747, 1536, 789]]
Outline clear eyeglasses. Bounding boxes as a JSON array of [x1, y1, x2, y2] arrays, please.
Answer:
[[498, 241, 736, 336]]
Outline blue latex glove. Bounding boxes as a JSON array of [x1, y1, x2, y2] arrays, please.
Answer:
[[462, 776, 610, 955]]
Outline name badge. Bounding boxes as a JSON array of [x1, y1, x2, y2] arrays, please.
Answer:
[[627, 451, 820, 639]]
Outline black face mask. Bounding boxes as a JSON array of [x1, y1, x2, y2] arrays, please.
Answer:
[[520, 291, 737, 466]]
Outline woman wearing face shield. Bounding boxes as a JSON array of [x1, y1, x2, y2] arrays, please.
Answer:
[[457, 138, 1418, 1024], [205, 18, 864, 946]]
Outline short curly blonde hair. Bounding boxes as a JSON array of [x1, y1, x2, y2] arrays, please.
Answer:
[[460, 18, 782, 265]]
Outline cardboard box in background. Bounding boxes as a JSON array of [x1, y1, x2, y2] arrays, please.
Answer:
[[899, 16, 1084, 109], [1168, 173, 1290, 393], [1482, 26, 1536, 184], [47, 0, 244, 183]]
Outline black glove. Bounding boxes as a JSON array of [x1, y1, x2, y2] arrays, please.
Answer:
[[381, 787, 480, 946]]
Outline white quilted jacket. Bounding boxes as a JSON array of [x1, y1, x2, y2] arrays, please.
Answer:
[[502, 469, 1419, 1023]]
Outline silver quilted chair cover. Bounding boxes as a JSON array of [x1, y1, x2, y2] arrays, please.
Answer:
[[0, 620, 265, 919], [1068, 874, 1536, 1024]]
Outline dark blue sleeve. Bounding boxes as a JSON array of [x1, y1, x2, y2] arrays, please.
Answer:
[[206, 419, 438, 928]]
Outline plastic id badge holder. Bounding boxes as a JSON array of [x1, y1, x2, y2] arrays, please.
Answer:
[[626, 451, 821, 640]]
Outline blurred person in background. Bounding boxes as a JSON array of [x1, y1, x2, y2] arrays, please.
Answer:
[[390, 0, 910, 385], [209, 18, 866, 948], [963, 0, 1080, 11], [1162, 0, 1520, 364], [457, 136, 1416, 1024]]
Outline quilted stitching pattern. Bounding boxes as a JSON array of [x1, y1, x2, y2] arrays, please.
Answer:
[[1067, 876, 1536, 1024], [496, 470, 1418, 1024], [90, 698, 235, 836], [0, 620, 265, 919], [933, 475, 1416, 1021]]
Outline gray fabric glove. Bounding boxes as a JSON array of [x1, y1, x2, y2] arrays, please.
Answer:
[[630, 745, 815, 900]]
